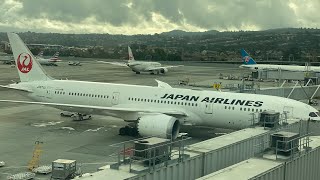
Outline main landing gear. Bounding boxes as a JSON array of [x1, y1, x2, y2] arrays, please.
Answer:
[[150, 70, 160, 75], [119, 125, 139, 137]]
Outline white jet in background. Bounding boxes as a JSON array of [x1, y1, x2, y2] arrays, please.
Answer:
[[36, 51, 61, 66], [98, 46, 183, 74], [240, 49, 320, 72], [1, 33, 319, 140]]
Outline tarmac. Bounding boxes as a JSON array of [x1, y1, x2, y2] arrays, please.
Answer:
[[1, 59, 320, 179]]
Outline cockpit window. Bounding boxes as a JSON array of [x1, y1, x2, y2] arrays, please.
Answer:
[[309, 112, 319, 117]]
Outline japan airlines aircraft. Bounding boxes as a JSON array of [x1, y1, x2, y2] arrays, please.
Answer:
[[98, 46, 183, 74], [1, 33, 319, 140], [36, 51, 61, 66], [240, 49, 320, 72]]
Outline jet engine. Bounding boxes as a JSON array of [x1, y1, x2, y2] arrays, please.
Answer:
[[137, 114, 180, 139], [160, 68, 168, 74]]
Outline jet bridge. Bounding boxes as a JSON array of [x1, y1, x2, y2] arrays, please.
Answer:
[[74, 117, 313, 180]]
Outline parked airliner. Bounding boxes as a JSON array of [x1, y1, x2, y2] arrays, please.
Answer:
[[0, 51, 61, 66], [98, 46, 183, 74], [240, 49, 320, 72], [36, 51, 61, 66], [1, 33, 319, 139]]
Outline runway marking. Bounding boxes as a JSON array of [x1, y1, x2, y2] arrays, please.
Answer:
[[61, 126, 75, 131], [31, 121, 64, 127], [84, 127, 104, 132]]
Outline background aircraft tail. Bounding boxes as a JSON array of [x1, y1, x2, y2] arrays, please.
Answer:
[[128, 46, 135, 61], [50, 52, 59, 60], [7, 33, 53, 82], [37, 51, 43, 57], [241, 49, 257, 65]]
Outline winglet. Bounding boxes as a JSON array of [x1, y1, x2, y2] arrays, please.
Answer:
[[241, 49, 257, 65], [155, 79, 172, 88]]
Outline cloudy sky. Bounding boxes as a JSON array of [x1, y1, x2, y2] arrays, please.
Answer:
[[0, 0, 319, 35]]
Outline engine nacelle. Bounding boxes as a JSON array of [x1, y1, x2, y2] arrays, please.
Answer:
[[137, 114, 180, 139], [160, 68, 168, 74]]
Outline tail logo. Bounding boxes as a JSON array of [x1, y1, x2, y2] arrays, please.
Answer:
[[244, 56, 250, 63], [17, 53, 33, 73]]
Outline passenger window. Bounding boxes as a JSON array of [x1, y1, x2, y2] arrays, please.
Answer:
[[244, 108, 246, 111]]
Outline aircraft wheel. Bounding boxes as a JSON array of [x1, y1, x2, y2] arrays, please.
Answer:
[[119, 127, 127, 135]]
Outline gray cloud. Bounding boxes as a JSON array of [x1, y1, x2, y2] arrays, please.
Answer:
[[0, 0, 319, 34]]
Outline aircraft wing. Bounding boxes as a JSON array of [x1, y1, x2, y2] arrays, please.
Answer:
[[146, 65, 184, 71], [0, 100, 187, 118], [97, 61, 128, 67]]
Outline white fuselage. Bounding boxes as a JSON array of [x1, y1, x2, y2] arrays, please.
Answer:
[[128, 61, 162, 73], [37, 57, 57, 66], [240, 64, 320, 72], [13, 80, 318, 130]]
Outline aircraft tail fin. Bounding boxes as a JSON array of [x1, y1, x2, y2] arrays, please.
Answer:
[[50, 52, 59, 60], [241, 49, 257, 65], [37, 51, 43, 57], [128, 46, 135, 61], [7, 33, 53, 82]]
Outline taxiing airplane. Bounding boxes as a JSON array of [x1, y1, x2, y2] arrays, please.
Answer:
[[98, 46, 183, 74], [240, 49, 320, 72], [1, 33, 319, 139], [36, 51, 61, 66]]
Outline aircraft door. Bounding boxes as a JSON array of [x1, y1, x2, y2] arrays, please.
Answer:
[[283, 106, 293, 118], [45, 87, 53, 99], [205, 102, 213, 114], [112, 92, 120, 105]]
